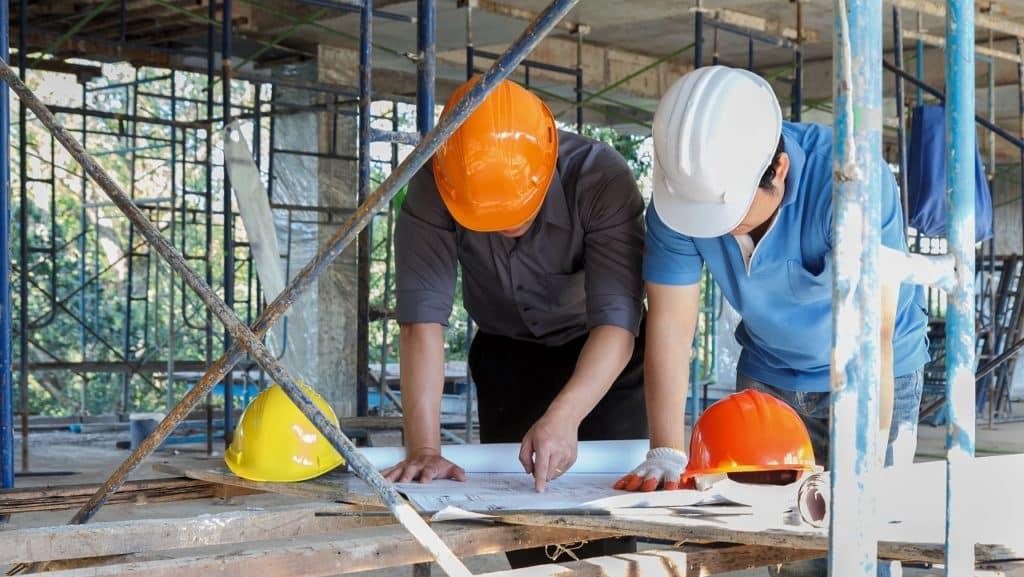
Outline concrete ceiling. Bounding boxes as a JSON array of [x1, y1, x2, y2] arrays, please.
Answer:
[[19, 0, 1024, 147]]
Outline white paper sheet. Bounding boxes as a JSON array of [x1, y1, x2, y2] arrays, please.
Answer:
[[397, 473, 624, 513], [363, 439, 649, 473]]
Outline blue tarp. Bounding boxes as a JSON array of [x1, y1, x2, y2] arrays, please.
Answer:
[[907, 104, 994, 243]]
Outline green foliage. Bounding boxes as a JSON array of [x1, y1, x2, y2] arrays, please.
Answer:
[[580, 125, 653, 181]]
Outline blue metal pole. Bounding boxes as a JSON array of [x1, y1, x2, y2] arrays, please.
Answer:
[[222, 0, 236, 444], [0, 0, 14, 496], [1018, 39, 1024, 255], [417, 0, 436, 134], [830, 0, 882, 573], [694, 9, 704, 68], [792, 45, 802, 121], [690, 1, 704, 433], [893, 6, 910, 232], [944, 0, 976, 572], [916, 12, 924, 106], [792, 1, 802, 122], [356, 0, 373, 417]]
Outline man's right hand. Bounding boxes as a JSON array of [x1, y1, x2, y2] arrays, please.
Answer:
[[613, 447, 688, 492], [381, 450, 466, 483]]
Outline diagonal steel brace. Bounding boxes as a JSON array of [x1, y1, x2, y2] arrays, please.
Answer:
[[0, 0, 580, 574]]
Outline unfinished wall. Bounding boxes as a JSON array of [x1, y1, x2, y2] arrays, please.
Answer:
[[271, 58, 359, 417], [992, 164, 1023, 256], [317, 46, 361, 418]]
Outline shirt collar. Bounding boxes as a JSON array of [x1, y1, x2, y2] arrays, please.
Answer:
[[780, 129, 804, 210], [540, 168, 571, 230]]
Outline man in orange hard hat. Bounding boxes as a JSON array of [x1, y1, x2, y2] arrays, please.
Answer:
[[383, 77, 647, 567]]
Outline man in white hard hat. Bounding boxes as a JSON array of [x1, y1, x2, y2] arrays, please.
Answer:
[[616, 65, 929, 576]]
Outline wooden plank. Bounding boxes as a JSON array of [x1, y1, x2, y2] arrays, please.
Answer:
[[0, 503, 388, 564], [32, 522, 614, 577], [153, 461, 384, 508], [904, 30, 1023, 63], [0, 477, 239, 515], [496, 511, 1022, 565], [479, 545, 825, 576], [889, 0, 1024, 39]]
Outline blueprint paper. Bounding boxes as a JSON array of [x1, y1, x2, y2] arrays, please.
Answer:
[[363, 439, 649, 474], [396, 473, 624, 513]]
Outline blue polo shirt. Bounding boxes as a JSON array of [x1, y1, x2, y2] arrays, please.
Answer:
[[644, 122, 930, 392]]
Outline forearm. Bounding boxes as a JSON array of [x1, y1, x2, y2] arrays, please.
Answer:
[[645, 332, 690, 451], [879, 283, 898, 457], [546, 325, 634, 426], [398, 323, 446, 456]]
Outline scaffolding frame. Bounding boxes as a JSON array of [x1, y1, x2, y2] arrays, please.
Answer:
[[0, 0, 1005, 575]]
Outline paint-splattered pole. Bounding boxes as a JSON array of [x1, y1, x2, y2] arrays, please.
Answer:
[[830, 0, 882, 574]]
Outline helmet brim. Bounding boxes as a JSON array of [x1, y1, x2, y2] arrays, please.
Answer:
[[650, 153, 757, 239]]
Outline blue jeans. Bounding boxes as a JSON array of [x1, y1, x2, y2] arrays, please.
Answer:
[[736, 370, 924, 577]]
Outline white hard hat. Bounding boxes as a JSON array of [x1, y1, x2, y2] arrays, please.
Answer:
[[652, 66, 783, 238]]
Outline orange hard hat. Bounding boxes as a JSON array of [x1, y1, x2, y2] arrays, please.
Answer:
[[681, 389, 817, 485], [432, 76, 558, 232]]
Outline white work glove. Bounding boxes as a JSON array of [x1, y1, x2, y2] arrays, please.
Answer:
[[613, 447, 688, 492]]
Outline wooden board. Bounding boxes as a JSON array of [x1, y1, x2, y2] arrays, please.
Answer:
[[0, 477, 253, 515], [30, 522, 612, 577], [0, 502, 388, 564], [153, 461, 385, 508], [496, 511, 1023, 565], [156, 461, 1024, 566], [480, 545, 825, 577]]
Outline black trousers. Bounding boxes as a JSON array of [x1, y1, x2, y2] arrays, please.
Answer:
[[468, 324, 648, 569]]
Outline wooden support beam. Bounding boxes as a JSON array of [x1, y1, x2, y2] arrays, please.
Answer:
[[692, 6, 820, 43], [479, 545, 824, 577], [904, 30, 1023, 63], [889, 0, 1024, 39], [28, 522, 613, 577], [0, 503, 387, 564]]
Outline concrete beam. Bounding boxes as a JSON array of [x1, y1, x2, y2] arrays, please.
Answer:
[[458, 0, 589, 35], [693, 6, 820, 44], [438, 35, 692, 105]]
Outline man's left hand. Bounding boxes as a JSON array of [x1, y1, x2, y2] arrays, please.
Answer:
[[519, 413, 578, 493]]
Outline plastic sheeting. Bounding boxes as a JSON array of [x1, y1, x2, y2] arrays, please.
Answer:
[[224, 120, 317, 386], [907, 104, 994, 242]]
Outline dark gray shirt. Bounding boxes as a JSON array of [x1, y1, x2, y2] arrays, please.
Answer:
[[395, 130, 644, 346]]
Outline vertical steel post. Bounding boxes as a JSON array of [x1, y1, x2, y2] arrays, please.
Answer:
[[694, 2, 704, 68], [893, 6, 910, 232], [17, 0, 28, 469], [79, 81, 88, 416], [916, 11, 925, 106], [0, 0, 13, 496], [690, 0, 704, 432], [792, 0, 803, 122], [465, 2, 474, 79], [575, 27, 584, 132], [357, 0, 373, 417], [1019, 39, 1024, 255], [222, 0, 236, 443], [944, 0, 976, 572], [748, 37, 754, 71], [830, 0, 882, 574], [417, 0, 436, 134], [205, 0, 216, 456]]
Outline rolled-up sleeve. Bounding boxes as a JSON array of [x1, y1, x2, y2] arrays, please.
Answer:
[[642, 205, 704, 286], [578, 147, 645, 335], [395, 167, 458, 326]]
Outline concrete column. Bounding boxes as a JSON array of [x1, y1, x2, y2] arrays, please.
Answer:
[[270, 57, 359, 417], [317, 45, 360, 418]]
